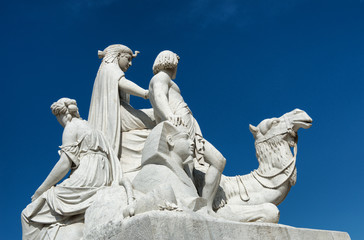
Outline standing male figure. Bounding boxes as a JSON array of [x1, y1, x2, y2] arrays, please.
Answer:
[[149, 50, 226, 212]]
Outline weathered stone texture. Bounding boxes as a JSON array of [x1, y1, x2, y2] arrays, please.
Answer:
[[84, 211, 350, 240]]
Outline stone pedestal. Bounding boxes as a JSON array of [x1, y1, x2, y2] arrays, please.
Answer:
[[83, 211, 350, 240]]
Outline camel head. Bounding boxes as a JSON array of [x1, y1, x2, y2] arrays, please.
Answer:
[[249, 109, 312, 144]]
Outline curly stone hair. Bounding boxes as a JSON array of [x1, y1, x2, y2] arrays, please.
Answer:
[[152, 50, 180, 75], [51, 98, 81, 121]]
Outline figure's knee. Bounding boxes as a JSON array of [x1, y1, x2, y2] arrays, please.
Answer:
[[260, 203, 280, 223], [21, 208, 30, 224], [211, 153, 226, 173], [203, 141, 226, 172], [21, 209, 26, 225], [219, 156, 226, 172], [21, 208, 42, 240]]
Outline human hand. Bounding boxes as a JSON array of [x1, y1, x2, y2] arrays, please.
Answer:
[[168, 115, 185, 127], [31, 190, 43, 202]]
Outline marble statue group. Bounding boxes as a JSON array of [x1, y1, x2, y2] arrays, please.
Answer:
[[21, 44, 313, 240]]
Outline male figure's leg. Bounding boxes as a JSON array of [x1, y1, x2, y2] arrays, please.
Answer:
[[201, 140, 226, 211]]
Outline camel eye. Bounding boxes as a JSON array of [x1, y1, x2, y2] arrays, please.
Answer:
[[272, 119, 280, 125]]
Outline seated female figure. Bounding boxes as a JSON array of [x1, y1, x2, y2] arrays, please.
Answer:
[[89, 44, 155, 157], [89, 44, 156, 180], [21, 98, 130, 240]]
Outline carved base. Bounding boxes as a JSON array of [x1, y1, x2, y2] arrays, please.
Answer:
[[83, 211, 350, 240]]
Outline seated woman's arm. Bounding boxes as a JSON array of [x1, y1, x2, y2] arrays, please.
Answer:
[[31, 153, 72, 201], [119, 77, 148, 99]]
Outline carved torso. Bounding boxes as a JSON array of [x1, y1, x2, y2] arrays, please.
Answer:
[[168, 81, 189, 115]]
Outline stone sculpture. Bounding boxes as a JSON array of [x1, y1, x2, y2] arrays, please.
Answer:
[[23, 45, 350, 240], [21, 98, 133, 240], [149, 50, 226, 213], [132, 121, 205, 212], [195, 108, 312, 222], [88, 44, 155, 181]]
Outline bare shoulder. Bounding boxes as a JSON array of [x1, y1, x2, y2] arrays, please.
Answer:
[[62, 119, 90, 145], [150, 72, 171, 87], [62, 125, 77, 145]]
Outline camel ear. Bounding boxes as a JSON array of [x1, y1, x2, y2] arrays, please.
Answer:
[[249, 124, 259, 136]]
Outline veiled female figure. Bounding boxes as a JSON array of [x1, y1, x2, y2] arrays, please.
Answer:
[[88, 45, 155, 156], [88, 44, 155, 180], [21, 98, 131, 240]]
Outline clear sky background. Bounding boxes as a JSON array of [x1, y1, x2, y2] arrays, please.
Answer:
[[1, 0, 363, 239]]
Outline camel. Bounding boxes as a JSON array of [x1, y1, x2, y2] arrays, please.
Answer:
[[194, 109, 312, 222]]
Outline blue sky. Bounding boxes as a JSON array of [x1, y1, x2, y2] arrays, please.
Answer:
[[1, 0, 363, 238]]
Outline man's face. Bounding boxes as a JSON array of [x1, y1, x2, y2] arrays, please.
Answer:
[[172, 66, 178, 79], [118, 54, 132, 72], [169, 132, 194, 159]]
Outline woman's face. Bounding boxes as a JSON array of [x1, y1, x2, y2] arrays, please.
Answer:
[[56, 113, 68, 128], [118, 54, 132, 72]]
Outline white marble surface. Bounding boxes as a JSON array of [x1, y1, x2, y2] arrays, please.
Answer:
[[83, 211, 351, 240], [21, 98, 123, 240], [21, 47, 349, 240], [149, 50, 226, 212]]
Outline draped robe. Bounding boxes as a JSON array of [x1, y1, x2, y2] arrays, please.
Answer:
[[88, 62, 155, 180]]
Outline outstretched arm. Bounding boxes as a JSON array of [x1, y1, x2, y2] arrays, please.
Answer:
[[119, 77, 148, 99], [31, 153, 71, 201]]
